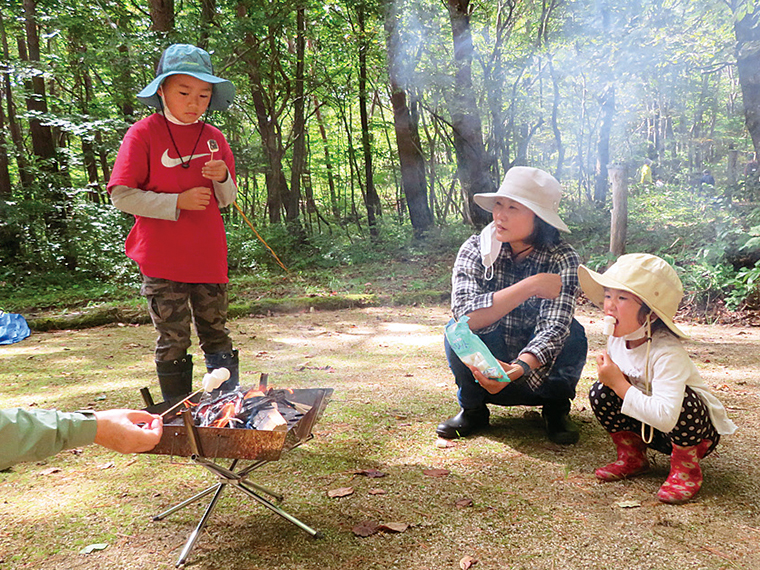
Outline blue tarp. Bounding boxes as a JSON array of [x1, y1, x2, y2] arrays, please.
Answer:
[[0, 311, 31, 345]]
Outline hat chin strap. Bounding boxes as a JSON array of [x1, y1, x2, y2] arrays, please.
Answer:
[[158, 92, 200, 125], [633, 315, 655, 445], [621, 322, 649, 342]]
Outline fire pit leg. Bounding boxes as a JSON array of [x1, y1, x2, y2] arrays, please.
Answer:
[[152, 484, 221, 522], [176, 482, 227, 568], [234, 480, 323, 539]]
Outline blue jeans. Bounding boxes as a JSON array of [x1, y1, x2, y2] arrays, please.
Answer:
[[444, 318, 587, 413]]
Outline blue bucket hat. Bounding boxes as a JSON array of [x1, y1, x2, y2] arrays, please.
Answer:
[[137, 44, 235, 111]]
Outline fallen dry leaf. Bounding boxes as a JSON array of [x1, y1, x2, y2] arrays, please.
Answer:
[[327, 487, 354, 498], [353, 520, 379, 537], [368, 488, 386, 495], [352, 468, 386, 478], [423, 468, 450, 478], [460, 555, 478, 569], [378, 522, 408, 533]]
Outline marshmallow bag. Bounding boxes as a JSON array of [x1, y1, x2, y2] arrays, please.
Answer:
[[445, 316, 508, 381]]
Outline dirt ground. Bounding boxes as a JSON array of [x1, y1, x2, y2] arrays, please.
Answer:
[[0, 304, 758, 570]]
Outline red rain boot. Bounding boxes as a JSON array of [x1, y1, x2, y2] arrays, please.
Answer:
[[657, 440, 712, 504], [595, 431, 650, 482]]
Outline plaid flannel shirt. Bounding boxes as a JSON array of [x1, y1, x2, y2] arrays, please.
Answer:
[[450, 234, 580, 391]]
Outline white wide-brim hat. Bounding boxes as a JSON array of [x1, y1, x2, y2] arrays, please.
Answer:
[[578, 253, 687, 338], [473, 166, 569, 233], [137, 44, 235, 111]]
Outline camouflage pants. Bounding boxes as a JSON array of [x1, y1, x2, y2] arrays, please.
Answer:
[[141, 276, 233, 362]]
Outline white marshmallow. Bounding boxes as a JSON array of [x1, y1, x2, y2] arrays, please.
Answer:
[[602, 316, 616, 336], [202, 367, 231, 392]]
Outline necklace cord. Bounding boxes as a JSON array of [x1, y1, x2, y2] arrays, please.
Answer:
[[159, 98, 206, 168]]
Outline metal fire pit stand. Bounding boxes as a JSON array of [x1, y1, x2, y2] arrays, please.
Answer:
[[152, 405, 325, 568]]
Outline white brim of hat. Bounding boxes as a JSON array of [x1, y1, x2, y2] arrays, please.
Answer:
[[578, 264, 688, 338], [473, 193, 570, 233], [137, 72, 235, 111]]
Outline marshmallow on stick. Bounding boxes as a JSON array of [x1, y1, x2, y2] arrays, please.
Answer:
[[602, 316, 616, 336], [202, 367, 230, 392], [207, 139, 219, 160], [160, 367, 231, 418]]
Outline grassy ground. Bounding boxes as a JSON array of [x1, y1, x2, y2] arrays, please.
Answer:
[[1, 304, 758, 570], [1, 251, 454, 331]]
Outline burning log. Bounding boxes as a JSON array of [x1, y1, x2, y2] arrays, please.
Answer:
[[189, 387, 311, 432]]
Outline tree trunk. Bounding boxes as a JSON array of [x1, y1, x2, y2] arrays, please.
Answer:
[[149, 0, 174, 33], [357, 4, 381, 237], [548, 58, 564, 181], [734, 5, 760, 157], [609, 165, 628, 256], [249, 65, 285, 224], [69, 34, 100, 200], [446, 0, 493, 228], [0, 92, 11, 197], [287, 4, 306, 239], [21, 0, 56, 168], [0, 11, 31, 189], [312, 96, 339, 220], [198, 0, 215, 49], [114, 38, 135, 122], [594, 85, 614, 203], [384, 0, 433, 238], [238, 5, 289, 225]]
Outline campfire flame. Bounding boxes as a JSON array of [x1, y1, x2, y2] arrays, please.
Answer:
[[210, 401, 241, 428], [186, 386, 310, 431]]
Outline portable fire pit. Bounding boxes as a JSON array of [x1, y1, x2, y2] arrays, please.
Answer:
[[140, 381, 333, 568]]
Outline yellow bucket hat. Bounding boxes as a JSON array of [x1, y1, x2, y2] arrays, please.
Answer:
[[578, 253, 687, 338]]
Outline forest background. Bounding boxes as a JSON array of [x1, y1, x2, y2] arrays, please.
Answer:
[[3, 0, 760, 321]]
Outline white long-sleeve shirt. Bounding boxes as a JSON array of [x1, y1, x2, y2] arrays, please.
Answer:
[[608, 329, 738, 435], [110, 175, 236, 221]]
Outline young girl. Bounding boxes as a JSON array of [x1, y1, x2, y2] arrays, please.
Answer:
[[578, 254, 737, 504]]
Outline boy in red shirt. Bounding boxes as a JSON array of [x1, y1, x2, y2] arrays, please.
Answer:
[[108, 44, 239, 401]]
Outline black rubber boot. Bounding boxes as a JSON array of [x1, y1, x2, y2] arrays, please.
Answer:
[[542, 401, 579, 445], [436, 406, 490, 439], [204, 349, 239, 393], [156, 355, 193, 403]]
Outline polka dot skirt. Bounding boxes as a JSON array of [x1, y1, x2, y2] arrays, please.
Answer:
[[589, 381, 720, 456]]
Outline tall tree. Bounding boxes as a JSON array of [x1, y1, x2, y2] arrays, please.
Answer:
[[21, 0, 56, 170], [446, 0, 493, 227], [0, 9, 31, 189], [287, 1, 307, 239], [594, 84, 614, 203], [384, 0, 434, 238], [732, 1, 760, 157], [356, 1, 382, 237], [237, 2, 292, 225]]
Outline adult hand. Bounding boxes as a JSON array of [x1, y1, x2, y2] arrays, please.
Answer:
[[528, 273, 562, 300], [177, 187, 212, 210], [93, 409, 163, 454], [202, 159, 229, 183], [467, 361, 516, 395], [596, 350, 631, 399]]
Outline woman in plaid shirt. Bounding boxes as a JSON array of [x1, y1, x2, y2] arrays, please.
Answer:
[[437, 167, 588, 444]]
